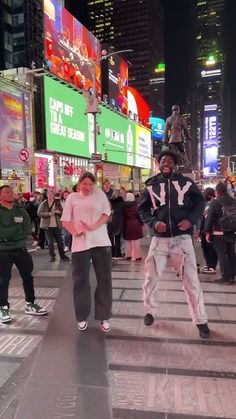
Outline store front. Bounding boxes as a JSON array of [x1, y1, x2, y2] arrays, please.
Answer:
[[102, 163, 133, 190], [34, 153, 94, 191]]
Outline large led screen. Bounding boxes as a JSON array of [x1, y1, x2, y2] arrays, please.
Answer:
[[202, 108, 219, 177], [44, 76, 91, 157], [97, 105, 151, 169], [135, 125, 152, 168], [0, 81, 32, 170], [44, 0, 101, 95], [108, 49, 128, 115], [149, 117, 165, 140]]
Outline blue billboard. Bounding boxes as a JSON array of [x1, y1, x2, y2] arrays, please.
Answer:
[[202, 107, 219, 177], [149, 117, 165, 140]]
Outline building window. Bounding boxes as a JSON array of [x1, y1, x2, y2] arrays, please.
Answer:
[[13, 13, 24, 26], [4, 11, 12, 25]]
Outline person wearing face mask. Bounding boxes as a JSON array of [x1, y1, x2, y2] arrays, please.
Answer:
[[139, 150, 210, 339]]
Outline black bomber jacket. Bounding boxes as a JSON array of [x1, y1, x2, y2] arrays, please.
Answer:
[[138, 172, 205, 237]]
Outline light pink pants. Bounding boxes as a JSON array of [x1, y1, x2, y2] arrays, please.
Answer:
[[125, 239, 142, 261], [144, 235, 208, 325]]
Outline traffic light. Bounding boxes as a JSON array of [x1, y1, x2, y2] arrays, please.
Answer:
[[104, 152, 108, 161]]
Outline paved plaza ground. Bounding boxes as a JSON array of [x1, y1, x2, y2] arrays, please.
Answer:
[[0, 240, 236, 419]]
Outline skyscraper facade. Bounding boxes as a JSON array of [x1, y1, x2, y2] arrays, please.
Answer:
[[0, 0, 44, 70], [87, 0, 114, 43], [190, 0, 227, 174]]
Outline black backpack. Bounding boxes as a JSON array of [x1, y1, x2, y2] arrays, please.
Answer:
[[218, 198, 236, 232]]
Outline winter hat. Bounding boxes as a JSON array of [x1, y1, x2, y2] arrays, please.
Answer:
[[126, 192, 135, 202], [22, 192, 31, 200]]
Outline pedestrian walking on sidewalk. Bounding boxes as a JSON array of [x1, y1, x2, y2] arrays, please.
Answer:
[[124, 192, 143, 261], [0, 185, 47, 323], [139, 150, 210, 339], [61, 172, 112, 332], [37, 190, 70, 262], [199, 188, 218, 274], [205, 182, 236, 284]]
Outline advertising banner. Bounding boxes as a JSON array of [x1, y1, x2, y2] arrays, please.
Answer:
[[135, 125, 151, 169], [202, 108, 219, 177], [97, 105, 151, 169], [0, 81, 32, 170], [107, 48, 128, 115], [44, 0, 101, 95], [149, 116, 165, 140], [44, 76, 91, 157]]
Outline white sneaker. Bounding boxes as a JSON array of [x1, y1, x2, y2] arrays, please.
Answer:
[[32, 241, 38, 247], [0, 306, 12, 323], [101, 320, 110, 332], [64, 246, 69, 252], [25, 302, 47, 316], [78, 321, 88, 331]]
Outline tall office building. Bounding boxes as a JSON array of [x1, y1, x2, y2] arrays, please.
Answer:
[[66, 0, 165, 117], [190, 0, 227, 174], [112, 0, 164, 117], [87, 0, 114, 43], [0, 0, 44, 70]]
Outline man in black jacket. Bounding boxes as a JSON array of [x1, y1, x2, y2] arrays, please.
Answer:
[[139, 150, 210, 339], [205, 182, 236, 284]]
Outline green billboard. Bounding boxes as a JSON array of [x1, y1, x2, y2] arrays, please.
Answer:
[[44, 76, 91, 158], [44, 76, 151, 168], [97, 105, 151, 169]]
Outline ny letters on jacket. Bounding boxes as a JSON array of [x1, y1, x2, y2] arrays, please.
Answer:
[[139, 173, 205, 237]]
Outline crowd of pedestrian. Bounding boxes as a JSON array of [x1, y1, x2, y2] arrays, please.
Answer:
[[1, 151, 236, 341]]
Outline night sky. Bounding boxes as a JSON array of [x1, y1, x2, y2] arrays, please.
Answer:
[[65, 0, 89, 27], [161, 0, 191, 116]]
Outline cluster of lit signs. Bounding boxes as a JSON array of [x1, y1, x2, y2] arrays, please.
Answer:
[[202, 105, 219, 177], [44, 76, 151, 169]]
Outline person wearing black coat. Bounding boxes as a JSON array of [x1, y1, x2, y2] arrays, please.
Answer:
[[199, 188, 218, 274], [124, 192, 143, 261], [205, 182, 236, 284], [22, 192, 38, 243], [107, 194, 124, 258]]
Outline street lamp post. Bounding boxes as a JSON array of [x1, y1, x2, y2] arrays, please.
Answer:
[[82, 49, 133, 175]]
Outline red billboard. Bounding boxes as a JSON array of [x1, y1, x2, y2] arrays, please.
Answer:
[[44, 0, 101, 95]]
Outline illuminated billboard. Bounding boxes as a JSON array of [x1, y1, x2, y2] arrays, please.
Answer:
[[43, 76, 151, 168], [135, 125, 152, 168], [44, 76, 91, 157], [44, 0, 101, 95], [149, 117, 165, 140], [202, 107, 219, 177], [127, 86, 150, 127], [0, 81, 33, 170], [107, 48, 128, 115], [97, 105, 151, 169]]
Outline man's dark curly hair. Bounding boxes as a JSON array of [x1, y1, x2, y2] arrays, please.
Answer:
[[156, 150, 178, 165]]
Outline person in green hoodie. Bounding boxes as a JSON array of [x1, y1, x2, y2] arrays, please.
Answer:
[[0, 185, 47, 323]]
